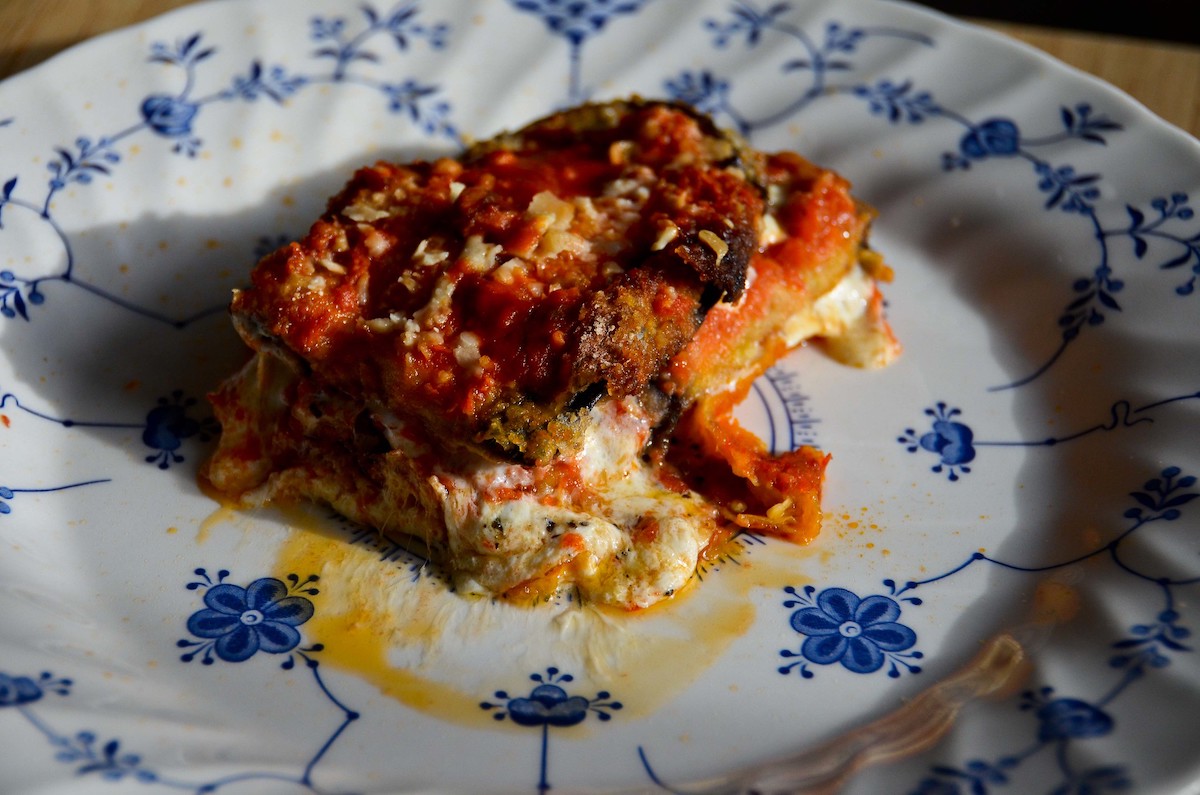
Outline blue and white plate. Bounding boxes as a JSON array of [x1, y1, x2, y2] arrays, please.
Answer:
[[2, 1, 1199, 792]]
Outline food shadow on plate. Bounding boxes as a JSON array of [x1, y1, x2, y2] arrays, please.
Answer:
[[829, 181, 1200, 792], [0, 145, 469, 793]]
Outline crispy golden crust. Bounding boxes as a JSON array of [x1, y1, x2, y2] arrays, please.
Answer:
[[229, 99, 768, 463]]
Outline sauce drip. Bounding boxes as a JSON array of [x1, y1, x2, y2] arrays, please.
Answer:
[[269, 508, 810, 723]]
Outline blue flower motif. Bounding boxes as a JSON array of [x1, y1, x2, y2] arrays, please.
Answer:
[[664, 70, 731, 116], [46, 136, 119, 190], [508, 684, 592, 727], [1036, 161, 1101, 213], [0, 670, 71, 706], [149, 32, 214, 67], [481, 667, 622, 725], [920, 418, 975, 468], [142, 391, 216, 469], [704, 1, 791, 48], [139, 95, 199, 138], [0, 672, 44, 706], [959, 118, 1021, 159], [184, 578, 314, 663], [382, 80, 453, 135], [230, 62, 306, 103], [900, 403, 976, 481], [510, 0, 648, 45], [1123, 466, 1198, 523], [1059, 102, 1122, 144], [787, 587, 918, 674], [1035, 697, 1114, 742], [172, 137, 203, 158], [853, 79, 940, 125], [909, 758, 1017, 795], [481, 668, 621, 794], [0, 268, 45, 320]]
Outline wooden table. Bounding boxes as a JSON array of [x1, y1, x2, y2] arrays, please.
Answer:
[[2, 1, 1198, 140]]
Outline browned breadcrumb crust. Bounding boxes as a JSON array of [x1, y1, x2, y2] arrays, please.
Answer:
[[229, 99, 767, 464]]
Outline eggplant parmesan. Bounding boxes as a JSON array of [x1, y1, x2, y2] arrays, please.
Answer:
[[205, 99, 899, 609]]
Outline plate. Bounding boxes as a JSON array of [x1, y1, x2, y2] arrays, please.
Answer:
[[3, 1, 1199, 793]]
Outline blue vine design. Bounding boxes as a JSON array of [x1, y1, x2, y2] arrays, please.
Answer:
[[0, 479, 110, 516], [0, 2, 456, 327], [1, 387, 217, 471], [0, 672, 183, 787], [943, 113, 1200, 391], [641, 465, 1196, 791], [1, 384, 215, 516], [2, 3, 1197, 791], [1115, 192, 1200, 297], [664, 1, 934, 135], [899, 391, 1200, 481], [3, 568, 360, 793], [667, 2, 1200, 392], [899, 466, 1197, 794], [884, 466, 1198, 602], [508, 0, 650, 104]]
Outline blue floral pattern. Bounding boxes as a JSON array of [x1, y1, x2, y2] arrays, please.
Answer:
[[4, 569, 363, 791], [707, 463, 1200, 794], [779, 586, 921, 678], [142, 391, 218, 469], [677, 3, 1199, 392], [1, 386, 216, 475], [0, 477, 109, 516], [899, 393, 1199, 481], [180, 575, 317, 664], [509, 0, 649, 103], [1, 1, 1198, 792], [667, 2, 935, 135], [178, 569, 321, 666], [0, 672, 169, 785], [898, 402, 976, 481], [880, 466, 1196, 794], [141, 93, 200, 136], [482, 668, 622, 793], [483, 669, 622, 727], [957, 118, 1021, 160], [0, 2, 455, 327], [0, 671, 71, 706]]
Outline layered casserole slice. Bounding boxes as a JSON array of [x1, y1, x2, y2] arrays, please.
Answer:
[[205, 99, 899, 609]]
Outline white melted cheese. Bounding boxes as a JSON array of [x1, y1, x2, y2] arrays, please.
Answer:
[[431, 398, 716, 608], [795, 261, 901, 368]]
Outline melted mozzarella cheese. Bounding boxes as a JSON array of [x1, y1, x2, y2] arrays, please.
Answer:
[[430, 398, 717, 608]]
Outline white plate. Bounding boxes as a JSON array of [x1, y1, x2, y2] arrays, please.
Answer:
[[3, 1, 1199, 793]]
